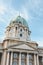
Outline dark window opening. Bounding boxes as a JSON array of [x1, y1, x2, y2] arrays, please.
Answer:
[[19, 21, 21, 24], [16, 27, 17, 30], [20, 29, 22, 31], [39, 56, 43, 65], [20, 34, 22, 37]]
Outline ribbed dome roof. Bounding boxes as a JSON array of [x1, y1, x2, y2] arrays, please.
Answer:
[[10, 16, 28, 27]]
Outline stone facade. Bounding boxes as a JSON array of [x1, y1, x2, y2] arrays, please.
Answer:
[[0, 16, 43, 65]]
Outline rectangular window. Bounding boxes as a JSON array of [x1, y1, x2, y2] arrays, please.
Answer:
[[21, 53, 26, 65], [13, 53, 19, 65], [39, 56, 43, 65], [29, 54, 34, 65]]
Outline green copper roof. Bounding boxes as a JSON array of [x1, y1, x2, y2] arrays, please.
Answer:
[[10, 16, 28, 27]]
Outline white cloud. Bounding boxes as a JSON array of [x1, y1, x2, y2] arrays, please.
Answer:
[[37, 40, 43, 46], [0, 5, 19, 23], [0, 5, 6, 15], [31, 37, 43, 46], [18, 6, 31, 21]]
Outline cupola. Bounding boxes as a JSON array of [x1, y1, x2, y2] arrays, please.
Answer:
[[5, 16, 31, 41]]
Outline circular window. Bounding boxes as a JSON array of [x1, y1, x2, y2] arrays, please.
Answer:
[[20, 34, 22, 37]]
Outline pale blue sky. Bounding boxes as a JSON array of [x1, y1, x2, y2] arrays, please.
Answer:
[[0, 0, 43, 46]]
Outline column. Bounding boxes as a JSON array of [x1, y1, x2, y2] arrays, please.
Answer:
[[37, 54, 39, 65], [34, 54, 36, 65], [1, 53, 3, 65], [10, 52, 13, 65], [6, 52, 9, 65], [27, 53, 29, 65], [1, 51, 7, 65], [19, 52, 21, 65]]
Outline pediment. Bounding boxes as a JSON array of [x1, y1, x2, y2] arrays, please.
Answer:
[[10, 44, 35, 50]]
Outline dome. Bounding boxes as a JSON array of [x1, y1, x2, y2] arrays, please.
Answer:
[[10, 16, 28, 27]]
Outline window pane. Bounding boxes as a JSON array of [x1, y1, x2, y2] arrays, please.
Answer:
[[21, 54, 26, 59], [29, 55, 33, 59], [21, 62, 25, 65], [13, 53, 18, 58], [21, 60, 25, 65], [29, 54, 34, 65], [21, 53, 26, 65], [13, 53, 19, 65], [29, 62, 32, 65], [13, 61, 17, 65]]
